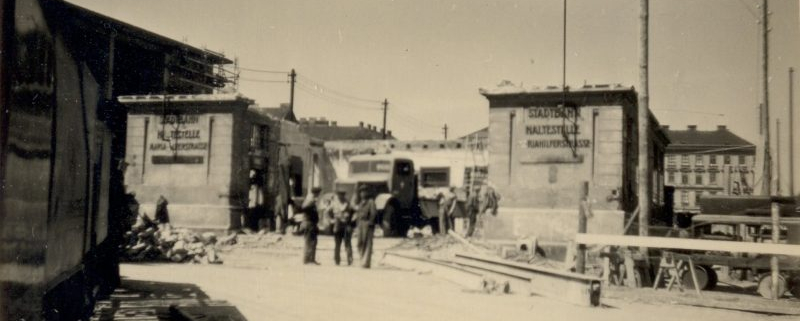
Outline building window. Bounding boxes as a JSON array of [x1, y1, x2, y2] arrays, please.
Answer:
[[709, 172, 717, 185], [419, 167, 450, 187], [738, 155, 746, 165], [681, 154, 690, 166], [667, 172, 675, 183], [681, 173, 689, 185], [709, 155, 717, 165], [695, 174, 703, 185], [724, 155, 731, 165], [681, 191, 689, 206], [695, 155, 704, 166], [695, 192, 702, 205], [464, 167, 488, 187], [667, 155, 676, 165]]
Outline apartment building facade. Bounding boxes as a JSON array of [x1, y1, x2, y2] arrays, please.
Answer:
[[664, 125, 756, 213]]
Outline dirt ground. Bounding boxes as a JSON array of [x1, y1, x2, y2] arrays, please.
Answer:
[[114, 234, 799, 321]]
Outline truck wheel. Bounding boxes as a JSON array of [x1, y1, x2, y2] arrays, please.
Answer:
[[757, 273, 787, 299]]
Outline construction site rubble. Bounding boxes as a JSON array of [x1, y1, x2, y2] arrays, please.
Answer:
[[121, 215, 227, 264]]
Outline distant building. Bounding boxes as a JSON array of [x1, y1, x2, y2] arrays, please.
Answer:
[[299, 118, 395, 141], [664, 125, 756, 213], [459, 127, 489, 150]]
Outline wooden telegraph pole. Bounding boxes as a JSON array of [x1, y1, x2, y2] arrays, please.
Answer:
[[382, 99, 388, 139], [761, 0, 772, 196], [637, 0, 650, 236]]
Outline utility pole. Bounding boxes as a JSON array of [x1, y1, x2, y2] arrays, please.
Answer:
[[382, 99, 388, 139], [442, 124, 449, 140], [637, 0, 651, 236], [289, 69, 297, 115], [761, 0, 772, 196], [777, 119, 782, 195], [790, 67, 795, 196]]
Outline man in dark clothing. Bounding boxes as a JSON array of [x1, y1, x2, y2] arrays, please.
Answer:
[[465, 187, 480, 237], [155, 195, 170, 227], [354, 187, 378, 268], [327, 189, 354, 265], [300, 187, 322, 265]]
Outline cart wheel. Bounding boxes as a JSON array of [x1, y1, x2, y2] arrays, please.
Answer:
[[787, 274, 800, 299], [681, 265, 710, 291], [756, 274, 787, 299], [705, 266, 718, 290]]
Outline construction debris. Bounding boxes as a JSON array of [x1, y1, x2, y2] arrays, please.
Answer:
[[121, 214, 226, 264]]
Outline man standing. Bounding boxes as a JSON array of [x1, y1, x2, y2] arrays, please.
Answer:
[[465, 187, 480, 237], [327, 189, 354, 265], [354, 186, 378, 268], [155, 195, 170, 229], [438, 187, 457, 234], [300, 187, 322, 265]]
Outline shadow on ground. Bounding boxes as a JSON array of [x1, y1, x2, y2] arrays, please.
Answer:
[[92, 278, 247, 321]]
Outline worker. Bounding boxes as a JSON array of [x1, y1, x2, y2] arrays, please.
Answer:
[[328, 189, 354, 265], [300, 187, 322, 265], [275, 193, 293, 234], [438, 187, 457, 234], [478, 184, 500, 216], [465, 187, 480, 237], [354, 186, 378, 268], [155, 195, 170, 229]]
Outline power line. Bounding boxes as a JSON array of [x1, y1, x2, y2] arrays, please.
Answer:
[[238, 66, 290, 74], [239, 77, 288, 84], [296, 74, 383, 104], [296, 83, 381, 111]]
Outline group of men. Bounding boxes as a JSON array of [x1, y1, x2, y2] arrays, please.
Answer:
[[437, 185, 500, 237], [293, 186, 380, 268]]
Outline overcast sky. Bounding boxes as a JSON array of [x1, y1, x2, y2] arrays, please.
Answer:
[[69, 0, 799, 192]]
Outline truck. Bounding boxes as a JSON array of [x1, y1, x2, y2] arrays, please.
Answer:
[[334, 154, 431, 237]]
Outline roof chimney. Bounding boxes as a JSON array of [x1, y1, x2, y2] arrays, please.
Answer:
[[687, 125, 697, 131], [387, 130, 392, 137], [359, 121, 364, 128], [717, 125, 726, 131], [662, 125, 670, 130], [331, 121, 337, 126]]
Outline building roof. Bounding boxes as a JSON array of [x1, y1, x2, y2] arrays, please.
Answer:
[[664, 125, 755, 154], [459, 127, 488, 141], [299, 118, 394, 141]]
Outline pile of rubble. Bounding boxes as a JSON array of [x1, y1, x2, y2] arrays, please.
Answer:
[[121, 216, 236, 264]]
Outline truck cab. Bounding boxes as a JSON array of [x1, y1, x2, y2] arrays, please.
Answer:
[[335, 155, 422, 236]]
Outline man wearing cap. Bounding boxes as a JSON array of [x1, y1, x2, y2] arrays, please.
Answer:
[[300, 187, 322, 265], [354, 186, 378, 268], [327, 189, 354, 265]]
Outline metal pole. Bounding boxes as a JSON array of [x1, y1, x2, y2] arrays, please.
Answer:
[[770, 202, 780, 300], [761, 0, 772, 196], [637, 0, 651, 236]]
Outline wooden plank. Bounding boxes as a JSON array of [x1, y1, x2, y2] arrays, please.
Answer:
[[575, 233, 800, 257], [381, 252, 486, 291], [455, 252, 602, 307], [693, 214, 800, 225]]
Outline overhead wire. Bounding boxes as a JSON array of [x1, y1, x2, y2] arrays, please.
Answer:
[[296, 83, 381, 111], [296, 74, 383, 104], [238, 66, 290, 74]]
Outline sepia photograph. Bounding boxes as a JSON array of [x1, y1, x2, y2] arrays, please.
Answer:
[[1, 0, 799, 320]]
